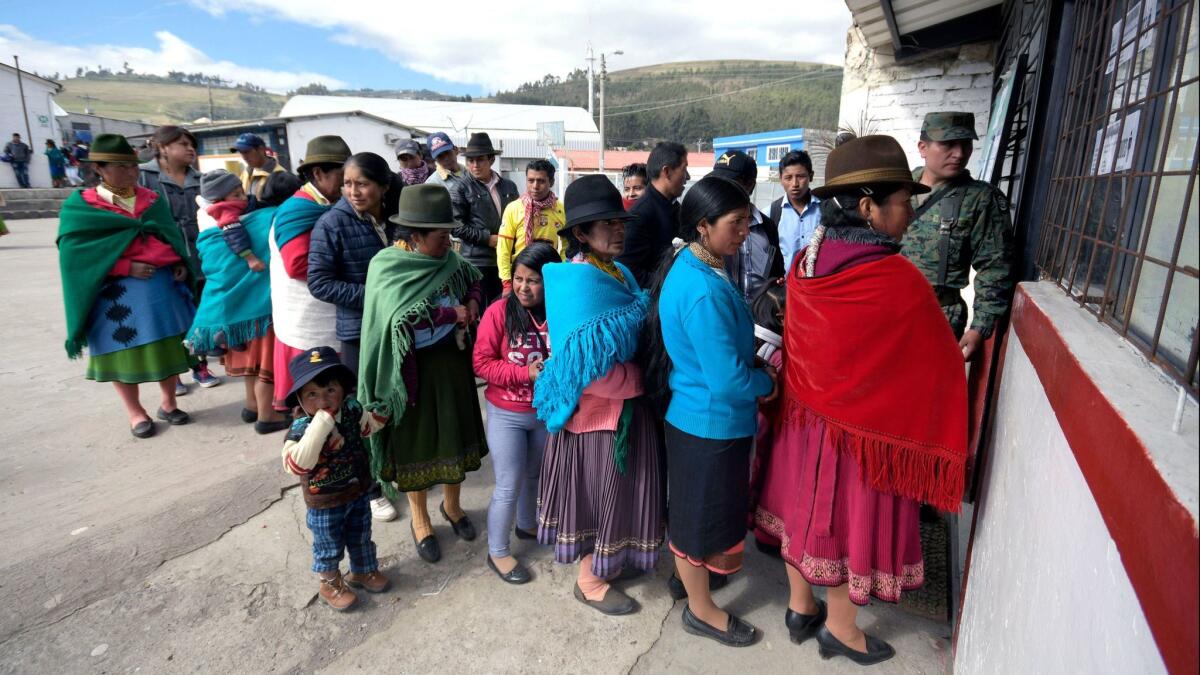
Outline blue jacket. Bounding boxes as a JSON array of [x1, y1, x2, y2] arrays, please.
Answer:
[[659, 247, 773, 439], [308, 198, 388, 341]]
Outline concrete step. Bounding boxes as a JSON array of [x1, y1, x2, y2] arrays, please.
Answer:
[[0, 188, 76, 201], [1, 198, 66, 211], [1, 209, 60, 220]]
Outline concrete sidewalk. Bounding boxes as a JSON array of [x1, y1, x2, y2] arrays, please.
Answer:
[[0, 219, 952, 673]]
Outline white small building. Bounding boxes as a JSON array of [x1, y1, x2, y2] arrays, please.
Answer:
[[278, 95, 600, 179], [0, 63, 63, 189]]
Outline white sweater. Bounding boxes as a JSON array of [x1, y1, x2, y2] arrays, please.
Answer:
[[268, 223, 339, 349]]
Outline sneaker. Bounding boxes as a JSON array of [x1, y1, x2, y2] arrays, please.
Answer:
[[370, 497, 398, 521], [175, 379, 188, 397], [317, 572, 358, 611], [193, 364, 222, 388]]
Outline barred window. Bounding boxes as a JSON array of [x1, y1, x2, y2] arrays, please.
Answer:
[[1038, 0, 1198, 390]]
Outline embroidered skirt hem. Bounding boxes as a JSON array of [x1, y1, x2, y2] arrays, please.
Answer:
[[86, 334, 191, 384]]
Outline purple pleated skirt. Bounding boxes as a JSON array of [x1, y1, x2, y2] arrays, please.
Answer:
[[537, 402, 665, 578]]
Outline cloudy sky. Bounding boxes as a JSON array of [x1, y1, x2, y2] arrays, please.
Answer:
[[2, 1, 852, 94]]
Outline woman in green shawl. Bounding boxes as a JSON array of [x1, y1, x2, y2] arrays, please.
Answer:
[[56, 134, 197, 439], [359, 183, 488, 564]]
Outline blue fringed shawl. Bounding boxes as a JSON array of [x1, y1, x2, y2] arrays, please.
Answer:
[[533, 260, 648, 433], [185, 206, 275, 353]]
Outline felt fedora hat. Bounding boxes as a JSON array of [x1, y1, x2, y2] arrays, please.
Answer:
[[83, 134, 138, 163], [388, 183, 459, 229], [296, 135, 352, 172], [459, 132, 502, 158], [811, 134, 929, 199], [560, 174, 634, 233]]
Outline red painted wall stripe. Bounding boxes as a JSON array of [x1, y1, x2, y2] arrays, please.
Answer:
[[1010, 285, 1199, 675]]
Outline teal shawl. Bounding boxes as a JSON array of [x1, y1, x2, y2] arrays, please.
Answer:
[[186, 207, 275, 353], [272, 193, 327, 248], [532, 260, 648, 434]]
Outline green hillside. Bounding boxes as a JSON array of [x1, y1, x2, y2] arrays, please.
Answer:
[[56, 77, 285, 125], [490, 60, 843, 148]]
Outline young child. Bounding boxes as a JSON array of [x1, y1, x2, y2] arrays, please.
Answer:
[[281, 346, 391, 611], [198, 169, 266, 272], [748, 279, 786, 557]]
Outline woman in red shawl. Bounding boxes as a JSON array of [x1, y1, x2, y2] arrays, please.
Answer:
[[753, 135, 967, 665]]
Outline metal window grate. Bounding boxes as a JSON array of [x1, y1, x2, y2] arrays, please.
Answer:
[[1037, 0, 1199, 390]]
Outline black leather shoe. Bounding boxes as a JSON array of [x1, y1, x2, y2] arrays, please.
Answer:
[[486, 554, 532, 584], [785, 599, 827, 645], [156, 407, 191, 425], [514, 526, 538, 540], [440, 502, 476, 541], [681, 605, 759, 647], [240, 408, 258, 423], [816, 625, 895, 665], [412, 526, 441, 563], [573, 582, 636, 615], [254, 417, 292, 434], [754, 538, 782, 559], [131, 420, 156, 439], [667, 571, 730, 600]]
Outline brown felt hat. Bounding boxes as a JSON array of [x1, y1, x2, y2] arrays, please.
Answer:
[[812, 134, 929, 199]]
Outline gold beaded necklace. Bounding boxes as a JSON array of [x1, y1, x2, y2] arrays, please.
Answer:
[[688, 241, 724, 269], [587, 254, 626, 284]]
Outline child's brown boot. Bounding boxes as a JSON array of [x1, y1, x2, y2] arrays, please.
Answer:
[[318, 571, 357, 611], [345, 570, 391, 593]]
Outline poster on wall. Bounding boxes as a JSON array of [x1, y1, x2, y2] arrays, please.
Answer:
[[1091, 110, 1141, 174]]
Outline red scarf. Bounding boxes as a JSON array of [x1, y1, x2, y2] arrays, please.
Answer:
[[784, 254, 967, 511], [521, 191, 557, 246]]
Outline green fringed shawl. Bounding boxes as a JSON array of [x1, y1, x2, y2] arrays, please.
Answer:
[[56, 189, 193, 358]]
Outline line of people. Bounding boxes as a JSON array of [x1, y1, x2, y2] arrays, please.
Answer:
[[57, 112, 1012, 665]]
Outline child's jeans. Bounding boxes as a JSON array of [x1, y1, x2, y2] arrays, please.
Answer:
[[306, 494, 377, 574]]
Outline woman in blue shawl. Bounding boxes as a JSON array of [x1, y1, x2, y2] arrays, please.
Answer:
[[533, 175, 665, 616]]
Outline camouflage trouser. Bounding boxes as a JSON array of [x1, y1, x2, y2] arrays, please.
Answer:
[[940, 299, 968, 340]]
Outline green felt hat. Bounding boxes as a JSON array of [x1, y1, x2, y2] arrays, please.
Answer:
[[296, 135, 352, 172], [388, 183, 458, 230], [84, 134, 138, 163]]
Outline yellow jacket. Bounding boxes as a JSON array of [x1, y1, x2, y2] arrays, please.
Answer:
[[241, 157, 287, 198], [497, 199, 566, 282]]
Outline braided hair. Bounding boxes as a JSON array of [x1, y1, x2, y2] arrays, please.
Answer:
[[802, 183, 905, 277]]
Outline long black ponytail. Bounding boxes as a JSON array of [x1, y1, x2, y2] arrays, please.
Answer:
[[639, 176, 750, 414]]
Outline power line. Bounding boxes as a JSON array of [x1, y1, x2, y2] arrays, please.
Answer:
[[604, 69, 843, 117]]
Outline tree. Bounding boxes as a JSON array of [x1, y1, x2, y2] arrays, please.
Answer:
[[75, 67, 83, 78], [293, 82, 330, 95]]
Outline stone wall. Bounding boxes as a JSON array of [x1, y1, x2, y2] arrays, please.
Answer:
[[837, 25, 995, 170]]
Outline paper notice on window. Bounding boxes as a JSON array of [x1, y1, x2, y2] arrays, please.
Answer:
[[1106, 1, 1158, 75], [1092, 111, 1141, 174]]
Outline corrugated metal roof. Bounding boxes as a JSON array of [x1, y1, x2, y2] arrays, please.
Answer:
[[846, 0, 1002, 49]]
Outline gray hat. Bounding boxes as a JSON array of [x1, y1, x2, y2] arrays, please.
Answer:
[[393, 138, 421, 158], [200, 169, 242, 201]]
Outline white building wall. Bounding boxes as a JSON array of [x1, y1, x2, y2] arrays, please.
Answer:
[[954, 327, 1168, 674], [285, 115, 415, 174], [838, 25, 994, 170], [0, 69, 62, 189]]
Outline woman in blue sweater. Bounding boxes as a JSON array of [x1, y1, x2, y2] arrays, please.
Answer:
[[644, 176, 778, 647]]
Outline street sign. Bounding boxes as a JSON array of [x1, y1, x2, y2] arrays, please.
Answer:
[[537, 121, 565, 148]]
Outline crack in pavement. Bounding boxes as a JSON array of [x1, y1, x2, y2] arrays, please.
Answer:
[[628, 599, 675, 674]]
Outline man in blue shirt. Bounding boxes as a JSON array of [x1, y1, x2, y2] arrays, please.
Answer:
[[768, 150, 821, 272]]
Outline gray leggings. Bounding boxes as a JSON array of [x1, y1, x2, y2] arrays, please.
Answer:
[[485, 402, 548, 558]]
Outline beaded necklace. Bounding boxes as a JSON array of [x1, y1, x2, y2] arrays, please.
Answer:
[[587, 253, 626, 284], [688, 241, 724, 269]]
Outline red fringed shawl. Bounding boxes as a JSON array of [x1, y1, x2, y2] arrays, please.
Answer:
[[784, 254, 967, 512]]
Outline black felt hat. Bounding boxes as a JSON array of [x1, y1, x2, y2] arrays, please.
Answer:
[[459, 132, 502, 158], [560, 174, 634, 233]]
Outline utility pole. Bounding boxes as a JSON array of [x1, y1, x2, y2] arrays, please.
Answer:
[[585, 43, 595, 115], [598, 53, 606, 173], [207, 82, 215, 121], [13, 55, 33, 147]]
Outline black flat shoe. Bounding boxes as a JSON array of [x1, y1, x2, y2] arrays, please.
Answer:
[[439, 501, 476, 541], [240, 408, 258, 423], [131, 420, 156, 439], [785, 599, 827, 644], [155, 407, 190, 425], [681, 604, 758, 647], [754, 538, 782, 559], [514, 526, 538, 540], [667, 571, 730, 600], [572, 582, 637, 615], [254, 417, 292, 434], [412, 526, 441, 563], [815, 625, 895, 665], [486, 554, 532, 584]]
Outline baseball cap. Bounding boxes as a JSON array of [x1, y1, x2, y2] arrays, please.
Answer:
[[921, 112, 979, 142], [427, 132, 455, 158], [711, 150, 757, 182], [394, 139, 421, 158], [231, 132, 266, 152]]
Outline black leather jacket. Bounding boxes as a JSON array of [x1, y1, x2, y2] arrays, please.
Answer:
[[448, 173, 519, 267]]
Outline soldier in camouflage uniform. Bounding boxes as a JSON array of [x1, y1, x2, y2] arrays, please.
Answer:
[[902, 112, 1015, 361]]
